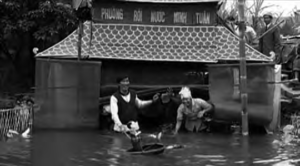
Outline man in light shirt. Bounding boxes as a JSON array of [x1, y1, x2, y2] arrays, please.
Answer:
[[110, 76, 159, 132], [226, 16, 257, 45], [173, 87, 213, 135], [234, 23, 257, 45]]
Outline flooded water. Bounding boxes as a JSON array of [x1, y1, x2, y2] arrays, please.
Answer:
[[0, 137, 31, 166], [1, 130, 300, 166]]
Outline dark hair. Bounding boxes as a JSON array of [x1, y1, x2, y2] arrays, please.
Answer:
[[227, 16, 236, 21], [263, 14, 273, 19], [116, 76, 129, 84]]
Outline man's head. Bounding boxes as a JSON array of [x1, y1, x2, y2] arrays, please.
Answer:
[[263, 13, 273, 25], [179, 87, 192, 107], [116, 76, 130, 95]]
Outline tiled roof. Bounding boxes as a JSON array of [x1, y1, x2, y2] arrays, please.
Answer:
[[36, 22, 272, 62]]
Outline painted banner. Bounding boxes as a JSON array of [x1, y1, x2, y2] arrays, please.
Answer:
[[92, 1, 218, 26]]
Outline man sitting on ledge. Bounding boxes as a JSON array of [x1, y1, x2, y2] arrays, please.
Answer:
[[110, 76, 159, 132]]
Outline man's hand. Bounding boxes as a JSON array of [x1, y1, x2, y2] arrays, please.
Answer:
[[197, 111, 205, 118], [269, 51, 276, 60], [152, 93, 160, 103], [167, 87, 174, 96], [171, 130, 178, 136], [119, 124, 129, 132]]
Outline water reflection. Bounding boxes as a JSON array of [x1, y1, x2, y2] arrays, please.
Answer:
[[0, 137, 31, 166], [1, 130, 300, 166]]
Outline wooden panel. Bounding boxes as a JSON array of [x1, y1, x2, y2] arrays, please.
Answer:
[[208, 63, 275, 125], [34, 59, 101, 129], [99, 60, 209, 99]]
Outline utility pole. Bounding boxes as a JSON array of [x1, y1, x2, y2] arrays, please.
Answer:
[[238, 0, 249, 136], [77, 21, 83, 61], [73, 0, 84, 119], [73, 0, 84, 60]]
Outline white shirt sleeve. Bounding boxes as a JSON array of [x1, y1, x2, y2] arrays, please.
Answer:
[[110, 95, 122, 126], [246, 26, 257, 39], [135, 96, 153, 109]]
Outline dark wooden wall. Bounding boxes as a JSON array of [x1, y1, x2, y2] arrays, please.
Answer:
[[209, 63, 275, 126], [99, 59, 210, 100]]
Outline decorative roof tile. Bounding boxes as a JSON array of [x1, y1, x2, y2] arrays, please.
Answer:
[[36, 22, 272, 62]]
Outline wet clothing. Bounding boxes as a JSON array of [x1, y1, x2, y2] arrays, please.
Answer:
[[177, 98, 212, 132], [110, 90, 152, 132], [258, 24, 281, 62], [113, 90, 138, 124], [126, 131, 143, 151], [126, 131, 160, 151]]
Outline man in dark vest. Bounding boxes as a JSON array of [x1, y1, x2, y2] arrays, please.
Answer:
[[110, 76, 159, 132], [258, 12, 282, 63]]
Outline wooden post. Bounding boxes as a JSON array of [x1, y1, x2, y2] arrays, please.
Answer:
[[77, 20, 83, 61], [238, 0, 249, 136], [73, 0, 85, 120], [77, 20, 83, 117]]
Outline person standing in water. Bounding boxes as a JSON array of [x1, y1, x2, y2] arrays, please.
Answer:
[[173, 87, 213, 135], [110, 76, 160, 132]]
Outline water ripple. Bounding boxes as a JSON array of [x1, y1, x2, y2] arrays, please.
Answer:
[[1, 131, 300, 166]]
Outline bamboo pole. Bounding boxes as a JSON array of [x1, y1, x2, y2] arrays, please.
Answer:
[[238, 0, 249, 136], [73, 0, 85, 117], [78, 20, 83, 61], [77, 20, 83, 116], [254, 20, 285, 41]]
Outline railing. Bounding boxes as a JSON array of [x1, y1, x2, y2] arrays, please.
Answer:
[[0, 106, 33, 139]]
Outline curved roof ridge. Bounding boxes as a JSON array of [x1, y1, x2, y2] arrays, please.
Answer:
[[216, 26, 272, 61], [35, 30, 78, 58], [36, 22, 92, 58], [36, 21, 272, 62]]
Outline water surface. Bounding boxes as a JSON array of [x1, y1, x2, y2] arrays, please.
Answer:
[[1, 130, 300, 166]]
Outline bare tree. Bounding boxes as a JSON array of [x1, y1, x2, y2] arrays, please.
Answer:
[[217, 0, 238, 21], [218, 0, 287, 34], [247, 0, 276, 32], [290, 9, 300, 35]]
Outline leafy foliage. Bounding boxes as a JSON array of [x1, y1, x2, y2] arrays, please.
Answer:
[[0, 0, 82, 92], [0, 0, 78, 54], [289, 9, 300, 35], [217, 0, 237, 21], [217, 0, 300, 37], [28, 1, 78, 42]]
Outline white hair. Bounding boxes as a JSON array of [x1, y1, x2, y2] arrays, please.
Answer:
[[283, 125, 294, 134], [179, 86, 192, 99]]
